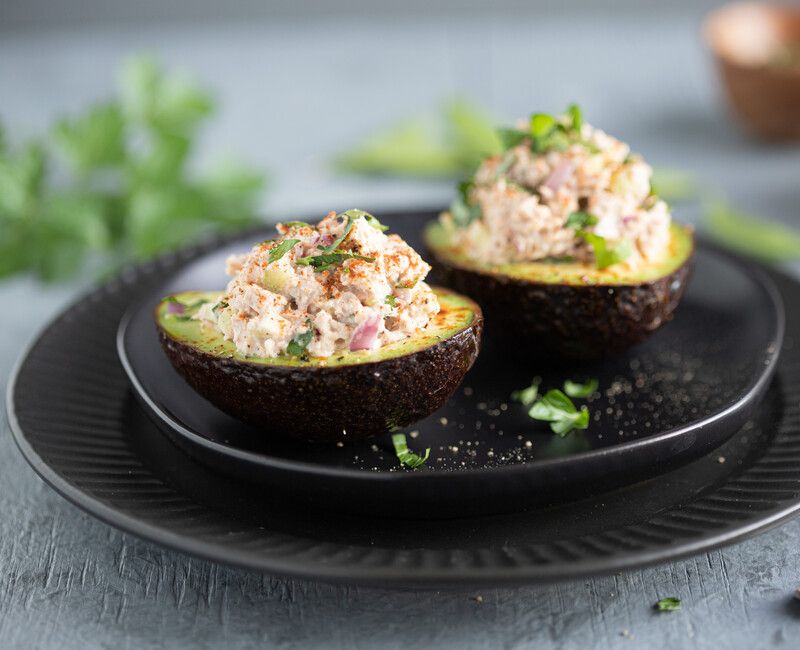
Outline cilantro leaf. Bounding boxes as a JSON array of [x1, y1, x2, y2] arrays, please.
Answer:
[[296, 252, 375, 272], [391, 433, 430, 469], [563, 378, 599, 398], [530, 113, 556, 139], [565, 211, 598, 229], [655, 598, 681, 612], [511, 378, 540, 406], [449, 196, 481, 229], [494, 152, 517, 181], [286, 326, 313, 356], [577, 231, 632, 269], [385, 294, 397, 307], [497, 128, 528, 150], [364, 213, 389, 232], [268, 238, 299, 263], [529, 389, 590, 437], [567, 103, 583, 132], [0, 54, 265, 283], [322, 212, 357, 253]]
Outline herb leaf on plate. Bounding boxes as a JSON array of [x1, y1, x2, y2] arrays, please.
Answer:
[[529, 389, 590, 437], [655, 597, 682, 612], [563, 378, 599, 398], [511, 378, 541, 406], [392, 433, 431, 469]]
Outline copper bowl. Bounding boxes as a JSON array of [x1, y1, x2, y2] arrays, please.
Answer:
[[704, 2, 800, 140]]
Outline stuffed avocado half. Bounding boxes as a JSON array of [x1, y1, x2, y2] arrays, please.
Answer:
[[156, 210, 482, 442], [425, 105, 694, 359]]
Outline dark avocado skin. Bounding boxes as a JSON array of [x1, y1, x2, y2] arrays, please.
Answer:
[[427, 248, 693, 360], [157, 311, 483, 443]]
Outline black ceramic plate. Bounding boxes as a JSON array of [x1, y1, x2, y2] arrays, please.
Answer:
[[116, 211, 783, 517], [6, 213, 800, 586]]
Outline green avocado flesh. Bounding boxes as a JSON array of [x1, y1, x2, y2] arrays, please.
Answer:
[[157, 287, 478, 368], [424, 221, 693, 285]]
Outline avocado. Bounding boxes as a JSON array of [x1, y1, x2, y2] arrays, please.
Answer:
[[156, 287, 482, 442], [424, 222, 693, 359]]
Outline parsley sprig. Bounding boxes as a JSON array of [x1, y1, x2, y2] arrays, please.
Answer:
[[296, 252, 375, 272], [268, 238, 299, 263], [565, 210, 630, 269], [511, 378, 541, 406], [529, 389, 590, 437], [655, 597, 682, 612], [295, 209, 382, 272], [513, 377, 598, 437], [449, 179, 481, 228], [0, 55, 264, 282], [577, 231, 632, 269], [563, 378, 599, 398], [286, 322, 313, 357], [391, 433, 431, 469]]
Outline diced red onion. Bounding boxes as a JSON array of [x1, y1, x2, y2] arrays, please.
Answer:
[[542, 160, 575, 193], [349, 311, 382, 351], [319, 234, 334, 247], [622, 215, 636, 225], [167, 301, 185, 315]]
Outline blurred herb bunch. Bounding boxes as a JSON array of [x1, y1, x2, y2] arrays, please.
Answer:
[[0, 56, 265, 281]]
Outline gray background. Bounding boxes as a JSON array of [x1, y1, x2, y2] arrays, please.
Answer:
[[2, 1, 800, 648]]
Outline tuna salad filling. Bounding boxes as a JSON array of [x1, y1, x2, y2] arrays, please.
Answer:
[[195, 210, 440, 358], [440, 105, 672, 270]]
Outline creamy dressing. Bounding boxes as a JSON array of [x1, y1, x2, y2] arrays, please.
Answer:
[[196, 210, 439, 358]]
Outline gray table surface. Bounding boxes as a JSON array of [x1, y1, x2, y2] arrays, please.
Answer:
[[2, 7, 800, 649]]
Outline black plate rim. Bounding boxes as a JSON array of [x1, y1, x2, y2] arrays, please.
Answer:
[[5, 214, 798, 586], [7, 366, 800, 584], [115, 236, 785, 484]]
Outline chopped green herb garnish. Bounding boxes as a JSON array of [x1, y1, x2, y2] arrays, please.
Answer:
[[211, 300, 228, 314], [565, 211, 598, 229], [567, 103, 583, 131], [655, 597, 681, 612], [296, 252, 375, 272], [364, 213, 389, 232], [563, 378, 598, 398], [529, 389, 590, 437], [511, 378, 541, 406], [281, 220, 312, 229], [530, 113, 556, 139], [449, 179, 481, 228], [577, 231, 631, 269], [497, 128, 528, 150], [391, 433, 430, 469], [286, 324, 313, 357], [385, 294, 397, 307], [322, 213, 356, 253], [494, 152, 517, 180], [268, 238, 300, 263]]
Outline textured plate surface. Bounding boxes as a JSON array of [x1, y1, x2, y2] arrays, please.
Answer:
[[116, 212, 782, 516], [7, 212, 800, 586]]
